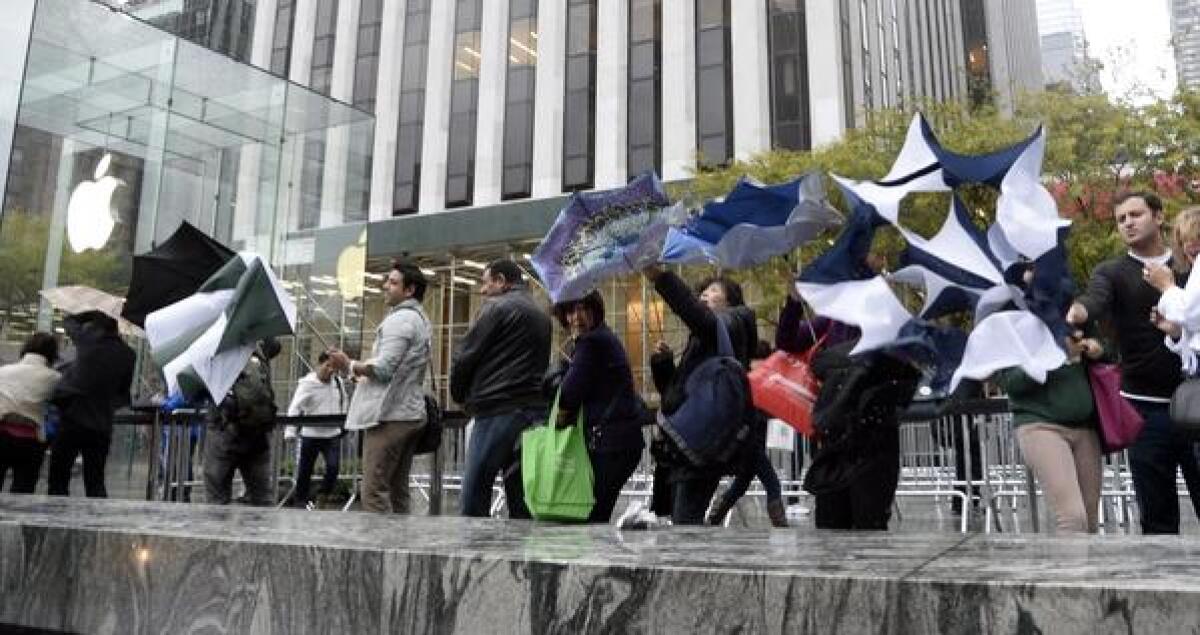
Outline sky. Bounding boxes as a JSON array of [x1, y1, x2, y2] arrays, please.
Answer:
[[1075, 0, 1177, 101]]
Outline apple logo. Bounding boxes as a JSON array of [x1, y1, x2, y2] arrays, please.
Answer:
[[335, 230, 368, 298], [66, 153, 124, 254]]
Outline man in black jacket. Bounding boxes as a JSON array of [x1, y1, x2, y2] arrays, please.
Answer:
[[47, 311, 135, 498], [1066, 191, 1200, 534], [451, 259, 551, 518]]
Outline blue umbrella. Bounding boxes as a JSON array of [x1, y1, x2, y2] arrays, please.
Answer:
[[660, 172, 841, 268], [531, 172, 674, 303]]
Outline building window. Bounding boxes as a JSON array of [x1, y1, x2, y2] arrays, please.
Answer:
[[859, 0, 872, 109], [839, 0, 854, 128], [563, 0, 597, 191], [695, 0, 732, 167], [876, 0, 889, 108], [502, 0, 538, 200], [961, 0, 990, 106], [393, 0, 432, 215], [627, 0, 661, 177], [445, 0, 482, 208], [768, 0, 810, 151], [299, 137, 325, 229], [353, 0, 384, 112], [892, 0, 905, 105], [310, 0, 338, 95], [269, 0, 296, 76]]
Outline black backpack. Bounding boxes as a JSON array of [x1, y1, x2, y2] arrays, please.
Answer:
[[220, 354, 277, 431]]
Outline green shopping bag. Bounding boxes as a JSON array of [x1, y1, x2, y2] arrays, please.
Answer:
[[521, 392, 595, 522]]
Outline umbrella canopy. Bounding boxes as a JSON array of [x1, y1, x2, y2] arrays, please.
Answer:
[[121, 221, 237, 327], [531, 171, 674, 303], [660, 172, 842, 268], [39, 285, 143, 337], [146, 252, 296, 402]]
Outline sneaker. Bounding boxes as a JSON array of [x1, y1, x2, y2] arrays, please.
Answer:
[[617, 502, 667, 530]]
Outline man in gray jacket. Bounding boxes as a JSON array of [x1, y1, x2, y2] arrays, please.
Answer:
[[331, 261, 431, 514], [451, 259, 551, 518]]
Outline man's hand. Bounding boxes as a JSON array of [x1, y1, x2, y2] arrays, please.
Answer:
[[654, 340, 672, 356], [1150, 307, 1183, 341], [1143, 263, 1176, 293], [1065, 302, 1089, 326], [642, 264, 664, 281]]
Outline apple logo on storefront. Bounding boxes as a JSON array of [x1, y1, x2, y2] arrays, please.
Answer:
[[336, 230, 368, 298], [66, 153, 124, 253]]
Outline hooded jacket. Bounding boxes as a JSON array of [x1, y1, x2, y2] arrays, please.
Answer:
[[53, 312, 135, 434]]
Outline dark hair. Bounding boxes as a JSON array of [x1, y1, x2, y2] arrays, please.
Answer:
[[317, 350, 331, 364], [257, 337, 281, 361], [694, 275, 745, 307], [551, 290, 605, 329], [20, 332, 58, 365], [485, 259, 524, 286], [1114, 190, 1164, 214], [753, 339, 773, 360], [392, 260, 428, 301]]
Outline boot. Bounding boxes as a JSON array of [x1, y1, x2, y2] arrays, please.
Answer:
[[767, 498, 788, 528], [706, 494, 734, 526]]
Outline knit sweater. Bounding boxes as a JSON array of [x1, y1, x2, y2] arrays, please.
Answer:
[[995, 363, 1096, 428], [1076, 254, 1184, 399]]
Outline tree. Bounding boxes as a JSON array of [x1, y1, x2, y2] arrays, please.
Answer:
[[0, 211, 127, 338]]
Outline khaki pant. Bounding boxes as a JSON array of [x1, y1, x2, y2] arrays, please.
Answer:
[[361, 419, 425, 514], [1016, 423, 1102, 534]]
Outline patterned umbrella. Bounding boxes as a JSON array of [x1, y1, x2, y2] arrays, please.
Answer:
[[39, 285, 143, 337], [531, 171, 675, 303]]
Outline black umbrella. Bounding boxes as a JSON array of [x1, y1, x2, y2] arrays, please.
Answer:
[[121, 221, 236, 327]]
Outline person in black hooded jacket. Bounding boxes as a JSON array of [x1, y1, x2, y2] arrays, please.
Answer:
[[643, 265, 758, 525], [47, 311, 135, 498]]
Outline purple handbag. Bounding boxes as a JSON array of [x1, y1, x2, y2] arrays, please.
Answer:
[[1086, 363, 1145, 453]]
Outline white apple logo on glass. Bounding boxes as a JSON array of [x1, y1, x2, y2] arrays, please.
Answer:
[[336, 230, 368, 298], [66, 153, 124, 253]]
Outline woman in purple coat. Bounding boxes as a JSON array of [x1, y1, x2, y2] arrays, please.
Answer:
[[543, 291, 648, 522]]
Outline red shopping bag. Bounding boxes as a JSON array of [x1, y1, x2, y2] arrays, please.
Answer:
[[748, 346, 823, 438]]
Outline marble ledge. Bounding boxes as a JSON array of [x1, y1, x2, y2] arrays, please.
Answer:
[[0, 495, 1199, 634]]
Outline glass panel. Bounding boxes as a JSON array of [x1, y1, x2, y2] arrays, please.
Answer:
[[0, 0, 374, 495]]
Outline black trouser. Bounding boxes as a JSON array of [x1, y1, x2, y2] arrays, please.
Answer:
[[48, 425, 111, 498], [814, 426, 900, 530], [293, 436, 341, 506], [0, 434, 47, 494], [671, 474, 722, 525], [588, 448, 642, 523], [1128, 400, 1200, 534]]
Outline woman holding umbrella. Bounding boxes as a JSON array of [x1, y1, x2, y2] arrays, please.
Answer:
[[542, 291, 647, 523]]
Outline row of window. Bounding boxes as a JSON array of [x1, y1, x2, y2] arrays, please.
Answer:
[[272, 0, 814, 216]]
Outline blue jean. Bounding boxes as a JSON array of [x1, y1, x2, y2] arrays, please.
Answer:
[[460, 407, 542, 518], [1128, 400, 1200, 534], [722, 448, 783, 505]]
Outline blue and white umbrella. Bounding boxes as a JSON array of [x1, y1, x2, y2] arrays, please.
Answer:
[[797, 113, 1072, 391], [660, 172, 842, 268]]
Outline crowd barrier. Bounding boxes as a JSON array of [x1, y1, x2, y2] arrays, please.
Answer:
[[113, 398, 1185, 534]]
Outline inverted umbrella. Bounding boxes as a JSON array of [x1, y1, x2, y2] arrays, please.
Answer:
[[121, 221, 237, 327], [531, 171, 674, 303], [39, 285, 143, 337], [146, 252, 296, 402], [660, 172, 842, 268]]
